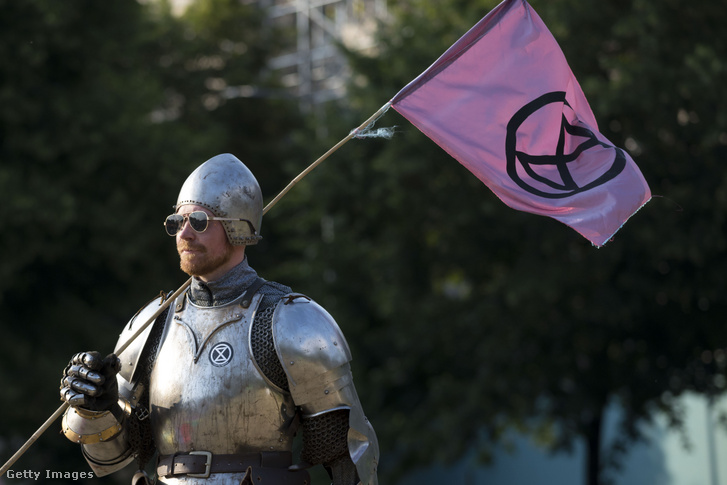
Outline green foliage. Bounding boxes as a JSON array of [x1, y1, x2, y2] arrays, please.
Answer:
[[272, 1, 727, 484], [0, 0, 300, 475]]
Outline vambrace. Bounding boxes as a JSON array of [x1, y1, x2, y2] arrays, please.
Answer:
[[61, 400, 134, 476], [63, 381, 157, 476]]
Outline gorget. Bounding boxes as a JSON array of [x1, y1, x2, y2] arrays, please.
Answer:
[[188, 257, 259, 306]]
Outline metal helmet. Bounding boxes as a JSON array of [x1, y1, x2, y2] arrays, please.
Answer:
[[175, 153, 263, 245]]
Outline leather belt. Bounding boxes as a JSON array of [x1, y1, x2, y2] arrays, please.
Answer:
[[157, 451, 293, 478]]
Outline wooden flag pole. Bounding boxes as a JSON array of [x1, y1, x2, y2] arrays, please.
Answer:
[[263, 102, 391, 215]]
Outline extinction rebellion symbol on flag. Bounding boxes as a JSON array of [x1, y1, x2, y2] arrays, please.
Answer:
[[505, 91, 627, 199], [389, 0, 652, 246]]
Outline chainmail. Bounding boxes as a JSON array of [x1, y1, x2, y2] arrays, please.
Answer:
[[255, 280, 294, 309], [300, 410, 350, 466], [249, 280, 293, 390], [189, 257, 259, 307], [250, 303, 290, 391]]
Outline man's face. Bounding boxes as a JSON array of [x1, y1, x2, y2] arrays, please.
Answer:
[[176, 204, 234, 281]]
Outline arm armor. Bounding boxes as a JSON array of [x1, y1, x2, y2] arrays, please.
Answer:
[[61, 400, 135, 474], [273, 295, 379, 485], [62, 293, 172, 476]]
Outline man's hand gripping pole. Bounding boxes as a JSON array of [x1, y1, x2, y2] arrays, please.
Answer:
[[0, 277, 193, 475]]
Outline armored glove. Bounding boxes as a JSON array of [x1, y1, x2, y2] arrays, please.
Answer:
[[60, 351, 121, 412]]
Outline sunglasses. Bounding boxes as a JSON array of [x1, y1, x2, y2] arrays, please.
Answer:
[[164, 211, 257, 236]]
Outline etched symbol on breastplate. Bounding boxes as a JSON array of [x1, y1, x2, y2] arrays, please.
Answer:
[[209, 342, 234, 367]]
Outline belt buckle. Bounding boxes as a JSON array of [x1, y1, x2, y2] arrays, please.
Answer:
[[187, 451, 213, 478]]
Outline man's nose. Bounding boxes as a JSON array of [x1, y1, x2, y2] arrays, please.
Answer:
[[177, 217, 196, 239]]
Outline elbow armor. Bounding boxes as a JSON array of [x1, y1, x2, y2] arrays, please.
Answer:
[[273, 295, 379, 485]]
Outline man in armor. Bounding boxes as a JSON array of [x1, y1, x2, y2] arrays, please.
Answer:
[[59, 154, 379, 485]]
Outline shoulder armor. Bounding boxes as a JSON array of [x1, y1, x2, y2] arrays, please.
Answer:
[[272, 294, 353, 415], [273, 294, 380, 484], [115, 293, 172, 384]]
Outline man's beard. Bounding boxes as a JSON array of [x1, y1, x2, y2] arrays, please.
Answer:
[[178, 242, 233, 278]]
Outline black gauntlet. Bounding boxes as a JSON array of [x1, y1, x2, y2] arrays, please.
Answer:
[[60, 351, 121, 413]]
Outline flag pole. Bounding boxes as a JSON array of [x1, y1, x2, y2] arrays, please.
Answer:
[[0, 277, 192, 476], [1, 102, 393, 474], [263, 102, 391, 215]]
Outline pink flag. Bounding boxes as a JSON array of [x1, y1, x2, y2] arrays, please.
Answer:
[[389, 0, 650, 247]]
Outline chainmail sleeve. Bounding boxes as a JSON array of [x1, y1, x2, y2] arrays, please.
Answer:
[[301, 410, 360, 484], [250, 281, 293, 391], [250, 303, 290, 391]]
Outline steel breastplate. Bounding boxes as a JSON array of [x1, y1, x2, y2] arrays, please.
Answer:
[[149, 291, 296, 455]]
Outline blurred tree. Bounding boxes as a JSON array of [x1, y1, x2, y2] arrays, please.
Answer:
[[268, 1, 727, 484], [0, 1, 188, 476], [0, 0, 300, 478]]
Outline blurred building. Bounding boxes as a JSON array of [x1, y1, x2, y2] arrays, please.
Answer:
[[259, 0, 388, 109], [168, 0, 388, 110]]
